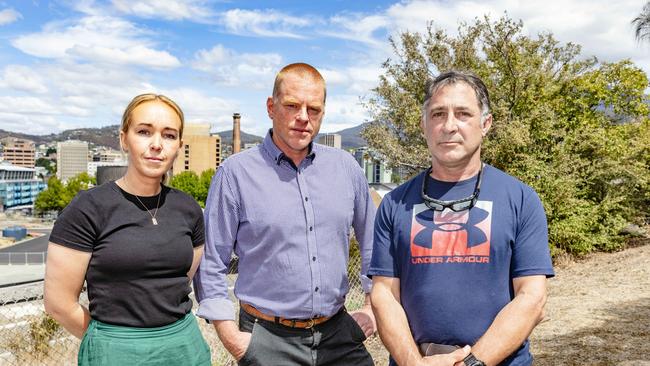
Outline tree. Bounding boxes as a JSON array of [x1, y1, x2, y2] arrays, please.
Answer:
[[34, 173, 96, 213], [198, 169, 215, 206], [363, 15, 650, 256], [34, 176, 67, 213], [63, 172, 95, 204], [633, 2, 650, 41], [168, 169, 215, 208], [35, 158, 55, 175]]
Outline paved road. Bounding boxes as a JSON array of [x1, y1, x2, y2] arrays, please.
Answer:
[[0, 230, 50, 264]]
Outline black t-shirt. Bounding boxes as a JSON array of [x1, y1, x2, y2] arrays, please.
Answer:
[[49, 181, 205, 327]]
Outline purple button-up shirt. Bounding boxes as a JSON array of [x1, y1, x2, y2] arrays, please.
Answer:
[[194, 131, 375, 321]]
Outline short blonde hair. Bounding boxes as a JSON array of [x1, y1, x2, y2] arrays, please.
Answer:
[[120, 93, 185, 138], [272, 63, 326, 103]]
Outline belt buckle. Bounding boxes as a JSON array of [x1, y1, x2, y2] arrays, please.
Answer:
[[305, 318, 315, 329]]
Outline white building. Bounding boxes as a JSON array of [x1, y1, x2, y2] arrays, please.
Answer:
[[318, 134, 342, 149], [88, 160, 127, 178], [353, 147, 393, 184], [57, 140, 89, 181]]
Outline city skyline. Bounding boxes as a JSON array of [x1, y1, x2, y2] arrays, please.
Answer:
[[0, 0, 648, 137]]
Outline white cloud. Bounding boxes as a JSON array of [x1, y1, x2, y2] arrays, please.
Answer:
[[160, 87, 239, 131], [323, 14, 389, 47], [0, 112, 72, 135], [69, 44, 181, 68], [192, 44, 283, 88], [0, 61, 152, 134], [384, 0, 645, 64], [220, 9, 313, 38], [0, 8, 21, 25], [0, 65, 48, 94], [320, 65, 382, 95], [0, 96, 58, 114], [11, 16, 180, 69], [42, 61, 150, 102], [0, 59, 237, 134], [322, 94, 371, 131], [111, 0, 214, 21]]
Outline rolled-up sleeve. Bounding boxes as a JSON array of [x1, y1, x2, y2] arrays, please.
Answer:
[[193, 165, 240, 321]]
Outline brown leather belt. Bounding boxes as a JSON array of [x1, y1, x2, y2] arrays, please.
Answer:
[[240, 303, 332, 329]]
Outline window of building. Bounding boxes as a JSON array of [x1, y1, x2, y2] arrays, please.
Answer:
[[374, 163, 381, 184]]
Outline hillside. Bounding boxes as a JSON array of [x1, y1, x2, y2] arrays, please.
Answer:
[[0, 122, 370, 152], [0, 126, 120, 150], [214, 130, 264, 147], [329, 122, 369, 150]]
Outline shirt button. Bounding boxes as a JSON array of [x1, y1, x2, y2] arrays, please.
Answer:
[[315, 287, 319, 292], [305, 197, 309, 201], [309, 226, 313, 231], [312, 256, 316, 261]]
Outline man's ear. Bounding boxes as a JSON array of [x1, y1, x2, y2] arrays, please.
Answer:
[[266, 97, 274, 119], [481, 114, 493, 137]]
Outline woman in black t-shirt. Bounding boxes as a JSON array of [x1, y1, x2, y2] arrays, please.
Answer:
[[44, 94, 211, 365]]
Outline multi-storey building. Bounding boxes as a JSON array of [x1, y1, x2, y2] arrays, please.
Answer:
[[92, 147, 123, 162], [172, 123, 221, 176], [57, 140, 89, 181], [0, 137, 36, 168], [318, 133, 342, 149], [0, 162, 46, 212], [354, 147, 393, 184], [87, 160, 128, 178]]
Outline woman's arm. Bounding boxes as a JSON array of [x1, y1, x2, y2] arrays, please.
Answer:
[[188, 244, 204, 280], [44, 242, 92, 338]]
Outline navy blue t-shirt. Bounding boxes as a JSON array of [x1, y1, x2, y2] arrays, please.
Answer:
[[369, 164, 554, 365]]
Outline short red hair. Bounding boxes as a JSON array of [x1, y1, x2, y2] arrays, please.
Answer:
[[272, 63, 326, 103]]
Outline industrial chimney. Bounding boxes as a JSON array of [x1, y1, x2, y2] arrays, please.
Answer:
[[232, 113, 241, 154]]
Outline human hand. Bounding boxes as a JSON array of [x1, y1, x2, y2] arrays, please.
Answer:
[[420, 345, 470, 366], [349, 304, 377, 338], [229, 330, 252, 361], [213, 320, 253, 362]]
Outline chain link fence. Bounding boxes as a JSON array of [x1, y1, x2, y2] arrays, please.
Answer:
[[0, 254, 389, 365]]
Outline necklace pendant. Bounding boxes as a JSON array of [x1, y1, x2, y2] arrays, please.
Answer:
[[152, 217, 158, 225]]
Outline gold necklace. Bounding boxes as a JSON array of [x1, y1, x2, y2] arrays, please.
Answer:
[[123, 177, 161, 226]]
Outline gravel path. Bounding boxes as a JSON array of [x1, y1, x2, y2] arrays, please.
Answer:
[[530, 243, 650, 365]]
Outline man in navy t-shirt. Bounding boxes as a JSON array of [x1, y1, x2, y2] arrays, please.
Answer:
[[369, 71, 554, 366]]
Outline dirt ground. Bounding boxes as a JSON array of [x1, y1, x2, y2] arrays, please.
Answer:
[[529, 240, 650, 365]]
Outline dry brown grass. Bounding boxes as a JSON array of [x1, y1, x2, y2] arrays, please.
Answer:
[[530, 242, 650, 365]]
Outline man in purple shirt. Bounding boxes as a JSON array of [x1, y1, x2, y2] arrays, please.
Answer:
[[194, 63, 376, 365]]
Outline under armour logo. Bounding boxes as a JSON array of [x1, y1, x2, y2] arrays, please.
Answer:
[[413, 207, 489, 249]]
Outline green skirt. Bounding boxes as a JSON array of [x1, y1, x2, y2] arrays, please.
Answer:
[[78, 313, 211, 366]]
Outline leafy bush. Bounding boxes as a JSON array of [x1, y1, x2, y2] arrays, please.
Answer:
[[363, 15, 650, 256]]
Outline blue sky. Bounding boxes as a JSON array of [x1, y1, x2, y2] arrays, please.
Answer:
[[0, 0, 648, 137]]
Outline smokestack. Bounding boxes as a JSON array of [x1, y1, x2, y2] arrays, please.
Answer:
[[232, 113, 241, 154]]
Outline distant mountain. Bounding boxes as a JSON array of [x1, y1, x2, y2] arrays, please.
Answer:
[[334, 123, 369, 150], [0, 125, 121, 150], [317, 122, 369, 150], [215, 130, 264, 148], [0, 122, 369, 152]]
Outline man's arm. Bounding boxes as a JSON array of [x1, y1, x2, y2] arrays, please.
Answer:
[[192, 166, 250, 360], [211, 320, 252, 361], [468, 275, 548, 365], [371, 276, 470, 366], [349, 293, 376, 337], [349, 165, 378, 335]]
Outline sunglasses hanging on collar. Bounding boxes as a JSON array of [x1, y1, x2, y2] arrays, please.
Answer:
[[421, 163, 483, 212]]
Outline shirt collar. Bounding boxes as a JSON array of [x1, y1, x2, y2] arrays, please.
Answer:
[[262, 129, 316, 166]]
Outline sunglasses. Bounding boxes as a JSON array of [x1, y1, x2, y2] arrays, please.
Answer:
[[421, 163, 483, 212]]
